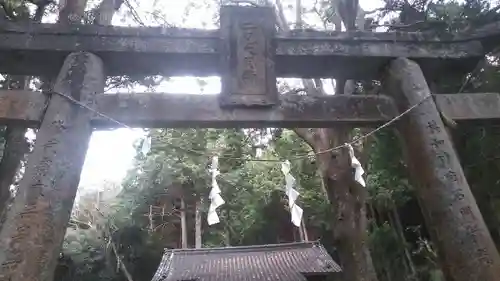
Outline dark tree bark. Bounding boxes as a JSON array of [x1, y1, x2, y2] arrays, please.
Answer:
[[274, 0, 379, 280], [94, 0, 124, 25], [58, 0, 87, 24], [315, 129, 378, 281], [180, 197, 188, 248], [391, 203, 417, 279], [195, 198, 202, 248]]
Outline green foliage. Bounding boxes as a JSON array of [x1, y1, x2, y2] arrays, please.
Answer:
[[369, 223, 408, 281], [367, 130, 412, 209], [62, 228, 115, 281]]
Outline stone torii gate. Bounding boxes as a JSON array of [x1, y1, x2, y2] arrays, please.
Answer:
[[0, 5, 500, 281]]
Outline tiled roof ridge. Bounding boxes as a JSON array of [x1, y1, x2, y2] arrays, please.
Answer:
[[164, 238, 324, 254], [162, 241, 323, 255]]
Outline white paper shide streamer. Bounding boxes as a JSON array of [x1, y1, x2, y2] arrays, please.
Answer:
[[141, 135, 152, 155], [346, 144, 366, 187], [281, 160, 303, 227], [207, 156, 225, 225]]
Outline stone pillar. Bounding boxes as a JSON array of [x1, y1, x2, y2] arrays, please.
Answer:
[[0, 52, 104, 281], [384, 57, 500, 281]]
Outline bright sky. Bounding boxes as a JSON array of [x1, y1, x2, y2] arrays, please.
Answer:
[[78, 0, 384, 191]]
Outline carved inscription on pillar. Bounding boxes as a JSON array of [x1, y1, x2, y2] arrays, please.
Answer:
[[0, 52, 104, 281], [385, 58, 500, 281], [424, 117, 495, 271], [219, 6, 277, 107]]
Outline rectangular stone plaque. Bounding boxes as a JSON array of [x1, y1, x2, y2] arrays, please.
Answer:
[[219, 6, 277, 107]]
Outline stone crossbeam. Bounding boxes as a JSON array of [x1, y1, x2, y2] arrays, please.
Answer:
[[0, 20, 488, 78], [0, 90, 498, 128]]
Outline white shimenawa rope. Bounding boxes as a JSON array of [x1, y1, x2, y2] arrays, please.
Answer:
[[281, 160, 303, 227], [346, 144, 366, 187], [207, 156, 225, 225]]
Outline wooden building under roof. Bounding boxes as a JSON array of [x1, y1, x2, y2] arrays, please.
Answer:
[[151, 241, 341, 281]]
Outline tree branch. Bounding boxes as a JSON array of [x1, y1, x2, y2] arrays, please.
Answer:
[[275, 0, 324, 149], [293, 128, 316, 149], [0, 0, 17, 20]]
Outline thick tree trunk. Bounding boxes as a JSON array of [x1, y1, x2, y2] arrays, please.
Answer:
[[180, 197, 187, 248], [195, 199, 202, 248], [384, 57, 500, 281], [94, 0, 123, 25], [311, 128, 378, 281], [274, 1, 378, 279], [58, 0, 88, 24], [320, 3, 377, 279], [324, 173, 378, 281]]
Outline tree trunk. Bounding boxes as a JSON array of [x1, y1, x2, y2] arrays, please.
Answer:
[[301, 219, 309, 241], [306, 66, 379, 281], [195, 199, 202, 248], [298, 219, 305, 242], [148, 204, 153, 231], [295, 0, 302, 28], [273, 1, 378, 280], [367, 202, 378, 229], [224, 208, 231, 246], [180, 197, 187, 248], [310, 128, 378, 281], [94, 0, 123, 25], [58, 0, 88, 24], [391, 203, 417, 279]]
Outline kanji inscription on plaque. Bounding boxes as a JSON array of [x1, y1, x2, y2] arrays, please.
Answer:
[[219, 6, 277, 107]]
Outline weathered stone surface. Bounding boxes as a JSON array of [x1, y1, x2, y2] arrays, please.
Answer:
[[219, 6, 277, 107], [456, 21, 500, 52], [0, 52, 104, 281], [384, 57, 500, 281], [1, 91, 500, 128], [0, 91, 397, 127], [0, 20, 485, 78], [0, 90, 48, 126], [94, 93, 398, 128], [434, 93, 500, 122]]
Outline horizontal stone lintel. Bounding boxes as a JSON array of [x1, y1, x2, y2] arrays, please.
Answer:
[[0, 90, 498, 128], [0, 22, 487, 78]]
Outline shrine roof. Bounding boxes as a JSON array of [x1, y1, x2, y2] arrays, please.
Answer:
[[150, 241, 341, 281]]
